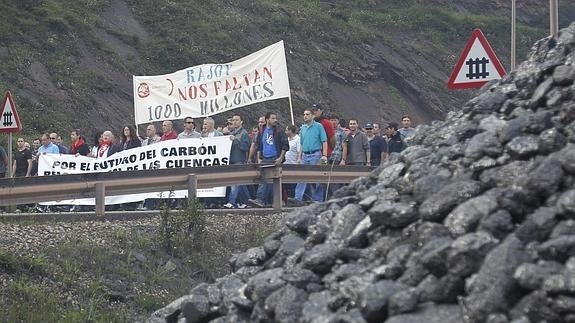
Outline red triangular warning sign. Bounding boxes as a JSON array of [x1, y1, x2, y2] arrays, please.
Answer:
[[0, 91, 22, 133], [447, 28, 507, 89]]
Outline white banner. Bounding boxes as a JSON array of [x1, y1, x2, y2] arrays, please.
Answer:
[[38, 137, 232, 205], [133, 41, 291, 124]]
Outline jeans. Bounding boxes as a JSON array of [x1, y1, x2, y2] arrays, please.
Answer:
[[256, 157, 276, 204], [295, 151, 324, 202], [229, 162, 250, 205]]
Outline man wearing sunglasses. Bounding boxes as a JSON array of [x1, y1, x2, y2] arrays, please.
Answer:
[[50, 132, 69, 154], [178, 117, 201, 139]]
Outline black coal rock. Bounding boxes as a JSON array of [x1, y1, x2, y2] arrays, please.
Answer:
[[369, 200, 417, 228], [419, 181, 482, 222], [444, 194, 498, 236], [551, 220, 575, 239], [553, 65, 575, 85], [461, 236, 528, 322], [387, 288, 419, 316], [264, 285, 308, 323], [543, 273, 575, 295], [515, 207, 558, 242], [513, 261, 564, 290], [244, 268, 285, 303], [384, 303, 462, 323], [510, 290, 563, 323], [357, 280, 405, 322], [478, 210, 514, 239], [301, 243, 339, 275], [447, 232, 498, 277], [538, 235, 575, 261], [557, 189, 575, 218]]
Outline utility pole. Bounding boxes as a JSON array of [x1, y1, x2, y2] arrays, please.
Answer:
[[511, 0, 516, 70], [550, 0, 559, 37]]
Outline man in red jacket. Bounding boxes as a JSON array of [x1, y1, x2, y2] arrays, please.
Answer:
[[160, 120, 178, 141], [311, 104, 335, 159]]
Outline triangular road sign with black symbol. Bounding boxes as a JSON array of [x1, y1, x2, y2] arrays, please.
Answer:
[[0, 91, 22, 133], [447, 28, 507, 89]]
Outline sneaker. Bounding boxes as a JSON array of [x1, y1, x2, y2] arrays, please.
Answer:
[[247, 198, 265, 208], [286, 197, 306, 207], [223, 203, 235, 209], [237, 203, 248, 209]]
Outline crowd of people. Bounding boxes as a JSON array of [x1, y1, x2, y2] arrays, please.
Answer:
[[0, 106, 416, 210], [242, 105, 414, 208]]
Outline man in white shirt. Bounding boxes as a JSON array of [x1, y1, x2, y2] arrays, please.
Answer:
[[201, 117, 223, 137], [398, 114, 415, 143], [178, 117, 201, 139], [284, 124, 301, 165], [142, 124, 161, 145]]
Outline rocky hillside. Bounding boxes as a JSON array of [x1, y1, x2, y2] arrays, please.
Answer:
[[149, 22, 575, 323], [0, 0, 571, 142]]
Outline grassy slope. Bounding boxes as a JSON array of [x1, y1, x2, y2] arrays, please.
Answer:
[[0, 208, 279, 321]]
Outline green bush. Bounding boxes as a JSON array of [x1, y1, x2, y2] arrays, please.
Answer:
[[157, 197, 206, 257]]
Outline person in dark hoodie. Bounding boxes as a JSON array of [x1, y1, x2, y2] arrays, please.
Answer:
[[248, 112, 289, 207], [386, 122, 407, 154]]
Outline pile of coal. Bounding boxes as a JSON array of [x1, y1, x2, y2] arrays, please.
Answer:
[[148, 22, 575, 323]]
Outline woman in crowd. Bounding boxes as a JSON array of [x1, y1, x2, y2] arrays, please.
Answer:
[[89, 131, 102, 158], [120, 125, 141, 150]]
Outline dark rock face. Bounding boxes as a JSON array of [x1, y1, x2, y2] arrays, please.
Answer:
[[148, 23, 575, 323]]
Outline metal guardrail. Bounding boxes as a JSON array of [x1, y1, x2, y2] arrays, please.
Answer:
[[0, 164, 371, 215]]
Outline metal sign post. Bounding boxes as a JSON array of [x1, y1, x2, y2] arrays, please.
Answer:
[[550, 0, 559, 37], [511, 0, 516, 71], [7, 133, 12, 178]]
